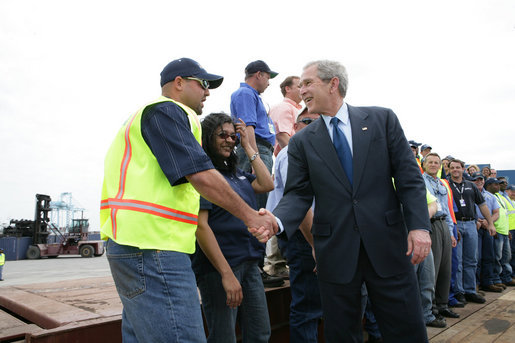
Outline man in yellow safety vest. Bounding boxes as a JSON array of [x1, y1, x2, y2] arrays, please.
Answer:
[[100, 58, 277, 342]]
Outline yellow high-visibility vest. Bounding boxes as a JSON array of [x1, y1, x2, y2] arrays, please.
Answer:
[[493, 193, 510, 235], [100, 96, 202, 252]]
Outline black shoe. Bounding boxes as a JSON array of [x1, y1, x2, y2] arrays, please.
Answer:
[[481, 284, 503, 293], [449, 300, 465, 308], [426, 317, 447, 328], [464, 293, 486, 304], [455, 293, 467, 304], [261, 271, 284, 288], [0, 279, 3, 281], [439, 309, 460, 318]]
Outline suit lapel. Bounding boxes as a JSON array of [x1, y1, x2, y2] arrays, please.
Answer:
[[349, 105, 370, 194], [308, 118, 352, 192]]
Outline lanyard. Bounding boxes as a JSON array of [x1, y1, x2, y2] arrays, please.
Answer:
[[452, 181, 465, 199]]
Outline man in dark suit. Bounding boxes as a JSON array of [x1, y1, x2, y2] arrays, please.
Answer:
[[270, 60, 432, 342]]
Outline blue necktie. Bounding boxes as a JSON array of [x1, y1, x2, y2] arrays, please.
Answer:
[[331, 117, 353, 185]]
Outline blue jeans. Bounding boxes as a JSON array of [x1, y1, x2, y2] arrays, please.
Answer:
[[456, 220, 478, 295], [106, 239, 206, 343], [278, 231, 322, 343], [414, 250, 436, 323], [494, 233, 513, 284], [478, 228, 497, 286], [364, 298, 382, 340], [448, 224, 460, 305], [196, 260, 270, 343], [236, 142, 273, 209]]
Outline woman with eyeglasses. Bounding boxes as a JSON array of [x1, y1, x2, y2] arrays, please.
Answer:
[[191, 112, 274, 343]]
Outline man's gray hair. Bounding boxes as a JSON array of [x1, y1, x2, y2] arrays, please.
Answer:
[[304, 60, 348, 98]]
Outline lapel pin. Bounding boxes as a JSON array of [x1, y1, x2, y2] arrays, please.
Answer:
[[362, 127, 368, 131]]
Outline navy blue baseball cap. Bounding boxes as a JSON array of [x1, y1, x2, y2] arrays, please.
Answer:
[[160, 58, 224, 88], [245, 60, 278, 78], [485, 178, 501, 187], [470, 172, 484, 181], [409, 140, 421, 148]]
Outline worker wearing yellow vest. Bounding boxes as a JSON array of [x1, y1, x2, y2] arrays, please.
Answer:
[[505, 184, 515, 275], [100, 58, 277, 342], [0, 248, 4, 281], [485, 178, 515, 287], [422, 153, 460, 320]]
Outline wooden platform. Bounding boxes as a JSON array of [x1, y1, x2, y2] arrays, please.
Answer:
[[0, 276, 513, 342]]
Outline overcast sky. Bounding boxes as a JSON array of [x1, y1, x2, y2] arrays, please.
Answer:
[[1, 0, 514, 229]]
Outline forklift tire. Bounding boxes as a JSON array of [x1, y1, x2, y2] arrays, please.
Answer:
[[27, 246, 41, 260], [80, 245, 94, 258]]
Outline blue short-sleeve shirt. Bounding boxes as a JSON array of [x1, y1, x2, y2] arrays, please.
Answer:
[[141, 101, 214, 186], [230, 83, 275, 146]]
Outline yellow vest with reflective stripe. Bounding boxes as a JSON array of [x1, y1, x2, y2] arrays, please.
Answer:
[[502, 194, 515, 231], [493, 193, 509, 235], [0, 253, 4, 265], [100, 96, 202, 252]]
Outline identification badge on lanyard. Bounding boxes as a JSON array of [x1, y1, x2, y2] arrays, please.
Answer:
[[437, 201, 443, 212], [459, 198, 466, 207]]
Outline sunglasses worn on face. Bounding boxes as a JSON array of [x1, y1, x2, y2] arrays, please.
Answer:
[[216, 131, 237, 141], [185, 77, 209, 90], [297, 118, 318, 125]]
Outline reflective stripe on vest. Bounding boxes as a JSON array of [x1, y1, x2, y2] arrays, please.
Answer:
[[440, 179, 457, 224], [100, 198, 198, 225], [100, 96, 201, 252]]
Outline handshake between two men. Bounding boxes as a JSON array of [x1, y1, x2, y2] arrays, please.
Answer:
[[247, 208, 278, 243]]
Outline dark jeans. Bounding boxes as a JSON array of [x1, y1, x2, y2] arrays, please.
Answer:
[[279, 231, 322, 343], [197, 260, 270, 343], [478, 228, 497, 286]]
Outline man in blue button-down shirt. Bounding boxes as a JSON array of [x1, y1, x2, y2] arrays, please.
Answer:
[[422, 153, 460, 320], [230, 60, 278, 209]]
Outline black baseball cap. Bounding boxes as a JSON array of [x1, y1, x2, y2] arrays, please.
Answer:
[[245, 60, 278, 78], [160, 58, 224, 88]]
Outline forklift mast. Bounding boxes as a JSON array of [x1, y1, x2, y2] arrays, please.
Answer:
[[33, 194, 52, 244]]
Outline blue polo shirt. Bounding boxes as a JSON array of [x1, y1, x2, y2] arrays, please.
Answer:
[[191, 168, 265, 276], [476, 188, 499, 219], [230, 83, 275, 146]]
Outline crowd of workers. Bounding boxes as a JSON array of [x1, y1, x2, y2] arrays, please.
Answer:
[[99, 57, 513, 343]]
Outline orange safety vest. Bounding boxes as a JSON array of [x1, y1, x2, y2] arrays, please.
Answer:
[[440, 179, 457, 224]]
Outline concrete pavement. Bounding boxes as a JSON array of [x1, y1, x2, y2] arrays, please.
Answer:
[[0, 255, 112, 287]]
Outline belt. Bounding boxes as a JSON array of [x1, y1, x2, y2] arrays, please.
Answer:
[[255, 137, 274, 151], [431, 216, 446, 223], [457, 217, 475, 222]]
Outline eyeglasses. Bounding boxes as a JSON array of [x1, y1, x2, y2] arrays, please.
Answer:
[[500, 181, 507, 184], [297, 118, 318, 125], [216, 131, 237, 141], [185, 77, 209, 90]]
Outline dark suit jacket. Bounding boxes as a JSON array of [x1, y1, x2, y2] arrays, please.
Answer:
[[273, 105, 431, 284]]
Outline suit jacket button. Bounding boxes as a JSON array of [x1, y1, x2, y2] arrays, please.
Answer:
[[354, 226, 359, 231], [353, 199, 358, 205]]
